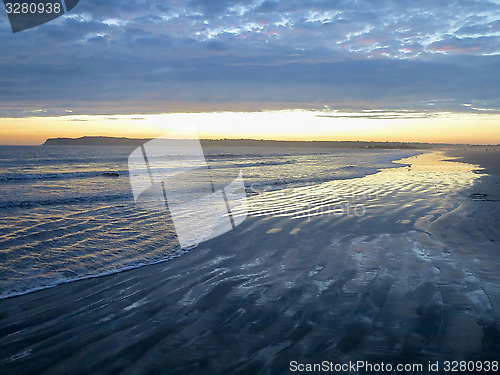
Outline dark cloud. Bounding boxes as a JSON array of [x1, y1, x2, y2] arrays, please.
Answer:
[[0, 0, 499, 115]]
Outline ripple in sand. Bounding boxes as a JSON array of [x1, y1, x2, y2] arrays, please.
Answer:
[[236, 151, 484, 223]]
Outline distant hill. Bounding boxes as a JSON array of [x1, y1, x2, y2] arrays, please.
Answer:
[[43, 136, 150, 147], [42, 136, 449, 149]]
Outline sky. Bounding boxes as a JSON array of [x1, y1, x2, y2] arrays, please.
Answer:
[[0, 0, 500, 144]]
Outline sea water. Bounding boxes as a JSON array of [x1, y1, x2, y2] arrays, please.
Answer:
[[0, 145, 420, 298]]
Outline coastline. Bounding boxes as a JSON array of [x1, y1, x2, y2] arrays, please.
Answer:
[[0, 146, 421, 300], [41, 136, 444, 149], [0, 149, 499, 374]]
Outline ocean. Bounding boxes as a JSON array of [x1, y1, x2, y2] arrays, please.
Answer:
[[0, 145, 419, 299]]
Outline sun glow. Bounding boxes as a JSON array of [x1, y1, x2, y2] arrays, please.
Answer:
[[1, 110, 499, 145]]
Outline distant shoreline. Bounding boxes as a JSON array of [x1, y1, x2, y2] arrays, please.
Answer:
[[40, 136, 480, 149]]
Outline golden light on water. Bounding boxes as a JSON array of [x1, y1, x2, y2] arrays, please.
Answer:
[[1, 110, 499, 145], [238, 151, 483, 220]]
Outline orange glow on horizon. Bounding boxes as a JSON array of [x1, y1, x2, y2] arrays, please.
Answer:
[[0, 111, 499, 145]]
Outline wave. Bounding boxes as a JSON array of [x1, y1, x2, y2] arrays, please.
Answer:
[[205, 152, 299, 159], [0, 193, 133, 209], [0, 170, 129, 182], [0, 249, 188, 301], [208, 159, 295, 169], [0, 167, 381, 209], [0, 174, 363, 209], [244, 167, 381, 192]]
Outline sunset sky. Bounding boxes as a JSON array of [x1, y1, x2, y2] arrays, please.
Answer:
[[1, 0, 499, 144]]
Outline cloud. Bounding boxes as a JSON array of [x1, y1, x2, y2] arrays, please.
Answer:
[[0, 0, 499, 115], [429, 34, 500, 55]]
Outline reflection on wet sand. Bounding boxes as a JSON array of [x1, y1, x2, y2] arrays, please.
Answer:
[[236, 151, 483, 221], [1, 151, 498, 374]]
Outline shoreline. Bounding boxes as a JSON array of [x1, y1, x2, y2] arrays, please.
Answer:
[[1, 149, 499, 374], [0, 148, 423, 301]]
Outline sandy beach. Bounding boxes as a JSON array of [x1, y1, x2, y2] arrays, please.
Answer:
[[0, 149, 499, 375]]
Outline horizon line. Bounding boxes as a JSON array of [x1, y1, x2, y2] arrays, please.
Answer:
[[2, 136, 499, 147]]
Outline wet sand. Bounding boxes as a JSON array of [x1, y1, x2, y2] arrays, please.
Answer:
[[0, 150, 499, 374]]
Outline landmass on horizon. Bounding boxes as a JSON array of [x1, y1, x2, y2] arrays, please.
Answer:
[[41, 136, 491, 149]]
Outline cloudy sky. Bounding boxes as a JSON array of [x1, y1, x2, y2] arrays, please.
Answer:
[[1, 0, 500, 114], [0, 0, 499, 143]]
